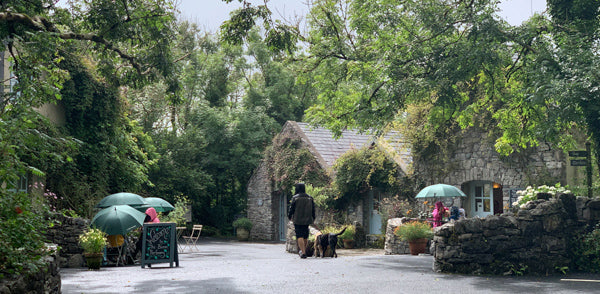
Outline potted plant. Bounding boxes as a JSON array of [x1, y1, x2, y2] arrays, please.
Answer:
[[394, 221, 433, 255], [79, 228, 107, 269], [233, 217, 253, 241], [338, 225, 356, 249]]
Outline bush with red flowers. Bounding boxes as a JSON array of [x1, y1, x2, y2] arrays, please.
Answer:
[[0, 190, 48, 279]]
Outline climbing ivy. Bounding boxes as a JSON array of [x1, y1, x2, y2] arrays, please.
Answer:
[[44, 53, 158, 216], [265, 134, 329, 195], [332, 146, 404, 208]]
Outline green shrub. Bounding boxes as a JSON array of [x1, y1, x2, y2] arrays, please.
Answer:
[[232, 217, 253, 231], [322, 225, 340, 235], [571, 223, 600, 273], [306, 184, 334, 210], [160, 195, 190, 226], [338, 225, 356, 240], [369, 234, 385, 249], [394, 221, 433, 241], [0, 191, 49, 279], [200, 225, 219, 237]]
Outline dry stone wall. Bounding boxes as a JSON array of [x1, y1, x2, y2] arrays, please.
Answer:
[[0, 246, 61, 294], [431, 194, 600, 275], [384, 218, 431, 255], [44, 213, 89, 268]]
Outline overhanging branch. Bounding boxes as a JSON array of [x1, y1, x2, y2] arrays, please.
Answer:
[[0, 12, 145, 75]]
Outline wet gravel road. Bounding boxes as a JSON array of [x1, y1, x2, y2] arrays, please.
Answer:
[[61, 238, 600, 294]]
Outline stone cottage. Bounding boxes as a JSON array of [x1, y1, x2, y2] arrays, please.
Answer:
[[247, 119, 573, 242], [414, 128, 566, 219], [246, 121, 411, 241]]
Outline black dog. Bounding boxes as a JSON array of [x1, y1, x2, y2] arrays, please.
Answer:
[[315, 227, 346, 258]]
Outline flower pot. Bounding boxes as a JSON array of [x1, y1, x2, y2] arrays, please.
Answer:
[[236, 228, 250, 241], [84, 252, 104, 270], [408, 238, 428, 255], [342, 239, 354, 249]]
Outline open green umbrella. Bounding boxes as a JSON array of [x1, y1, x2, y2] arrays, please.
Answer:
[[415, 184, 467, 198], [416, 184, 466, 206], [144, 197, 175, 213], [91, 205, 146, 235], [95, 192, 147, 209]]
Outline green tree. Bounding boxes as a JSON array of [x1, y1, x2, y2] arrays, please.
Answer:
[[296, 0, 600, 184], [243, 30, 316, 124], [1, 0, 177, 215], [131, 20, 282, 232], [302, 0, 508, 134]]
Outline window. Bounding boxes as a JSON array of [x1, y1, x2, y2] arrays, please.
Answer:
[[7, 175, 28, 193]]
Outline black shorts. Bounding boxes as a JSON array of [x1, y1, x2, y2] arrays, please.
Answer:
[[294, 224, 309, 239]]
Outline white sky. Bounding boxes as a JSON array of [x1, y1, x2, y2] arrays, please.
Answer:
[[176, 0, 548, 33]]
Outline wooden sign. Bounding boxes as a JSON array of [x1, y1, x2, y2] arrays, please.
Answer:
[[568, 151, 588, 157], [571, 159, 588, 166], [141, 222, 179, 268]]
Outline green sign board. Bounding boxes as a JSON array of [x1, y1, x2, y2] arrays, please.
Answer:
[[568, 151, 588, 157], [571, 159, 588, 166], [141, 222, 179, 268]]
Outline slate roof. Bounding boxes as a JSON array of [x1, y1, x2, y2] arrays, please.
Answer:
[[289, 121, 412, 173]]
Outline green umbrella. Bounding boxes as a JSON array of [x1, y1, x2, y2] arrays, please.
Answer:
[[95, 192, 147, 209], [144, 197, 175, 213], [415, 184, 467, 198], [91, 205, 146, 235]]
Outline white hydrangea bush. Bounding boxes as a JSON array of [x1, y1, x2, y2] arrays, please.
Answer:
[[513, 184, 571, 209]]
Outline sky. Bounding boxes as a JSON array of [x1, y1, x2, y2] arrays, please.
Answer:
[[176, 0, 548, 33]]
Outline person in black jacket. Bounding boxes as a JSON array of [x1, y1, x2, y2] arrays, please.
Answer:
[[288, 183, 315, 259]]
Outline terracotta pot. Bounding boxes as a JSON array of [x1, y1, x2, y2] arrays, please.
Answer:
[[342, 239, 354, 249], [408, 238, 428, 255], [236, 228, 250, 241], [84, 252, 104, 270]]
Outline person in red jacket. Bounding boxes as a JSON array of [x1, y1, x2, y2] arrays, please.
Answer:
[[432, 201, 448, 227], [288, 183, 315, 259]]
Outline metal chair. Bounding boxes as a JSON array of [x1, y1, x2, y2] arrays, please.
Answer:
[[182, 225, 202, 252]]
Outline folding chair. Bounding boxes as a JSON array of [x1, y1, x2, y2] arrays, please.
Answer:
[[105, 235, 126, 266], [182, 225, 202, 252]]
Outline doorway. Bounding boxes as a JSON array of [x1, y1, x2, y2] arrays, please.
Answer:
[[368, 190, 382, 234], [469, 181, 494, 218], [493, 183, 504, 215], [278, 192, 288, 241]]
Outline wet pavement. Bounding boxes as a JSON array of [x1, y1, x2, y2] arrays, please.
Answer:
[[61, 238, 600, 294]]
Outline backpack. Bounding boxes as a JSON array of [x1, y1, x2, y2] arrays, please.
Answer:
[[449, 206, 460, 220]]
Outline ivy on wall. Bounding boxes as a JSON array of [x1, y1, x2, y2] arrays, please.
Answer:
[[264, 133, 329, 195], [264, 129, 414, 213], [45, 52, 158, 216], [332, 146, 406, 208]]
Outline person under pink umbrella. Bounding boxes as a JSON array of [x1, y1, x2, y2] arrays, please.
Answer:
[[144, 207, 160, 223]]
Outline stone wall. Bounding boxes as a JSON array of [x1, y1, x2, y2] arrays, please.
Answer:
[[415, 128, 565, 212], [44, 213, 89, 268], [247, 161, 277, 241], [431, 194, 600, 275], [384, 218, 431, 255], [0, 245, 61, 294]]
